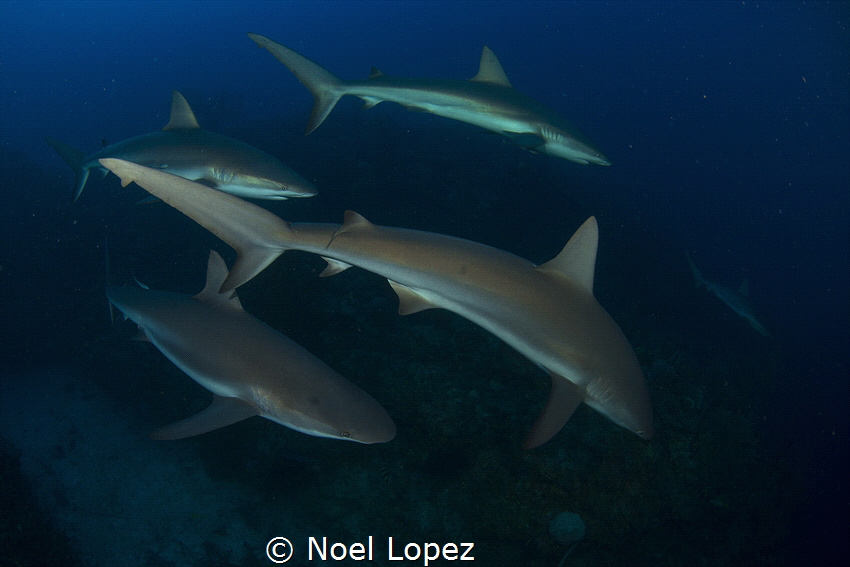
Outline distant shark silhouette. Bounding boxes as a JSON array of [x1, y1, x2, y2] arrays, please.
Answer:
[[686, 253, 771, 338], [248, 33, 610, 166], [108, 249, 395, 443], [46, 91, 317, 201], [100, 158, 653, 449]]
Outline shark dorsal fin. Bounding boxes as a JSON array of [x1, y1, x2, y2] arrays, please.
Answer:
[[470, 46, 512, 87], [369, 66, 384, 79], [536, 216, 598, 294], [196, 250, 242, 309], [163, 91, 201, 131], [335, 210, 375, 235]]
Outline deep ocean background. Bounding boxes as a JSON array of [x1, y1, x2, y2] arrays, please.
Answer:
[[1, 1, 847, 566]]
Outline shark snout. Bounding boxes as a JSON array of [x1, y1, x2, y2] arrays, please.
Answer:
[[220, 174, 318, 200], [351, 417, 397, 444], [588, 153, 611, 166]]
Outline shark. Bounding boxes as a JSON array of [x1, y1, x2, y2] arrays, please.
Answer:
[[46, 90, 317, 201], [100, 158, 653, 449], [247, 33, 611, 166], [107, 249, 396, 443], [686, 253, 771, 338]]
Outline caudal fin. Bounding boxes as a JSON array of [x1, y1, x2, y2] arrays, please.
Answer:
[[248, 33, 344, 134], [45, 137, 90, 201], [99, 158, 291, 292]]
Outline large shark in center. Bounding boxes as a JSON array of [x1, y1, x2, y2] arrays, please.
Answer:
[[46, 91, 317, 201], [100, 158, 652, 448], [108, 249, 395, 443], [248, 33, 610, 166]]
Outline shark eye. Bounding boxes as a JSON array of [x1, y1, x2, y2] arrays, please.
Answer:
[[158, 164, 169, 169], [342, 431, 351, 438]]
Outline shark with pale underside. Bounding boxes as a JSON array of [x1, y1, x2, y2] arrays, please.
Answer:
[[248, 33, 610, 166], [686, 253, 771, 338], [46, 91, 317, 201], [107, 249, 395, 443], [100, 158, 652, 448]]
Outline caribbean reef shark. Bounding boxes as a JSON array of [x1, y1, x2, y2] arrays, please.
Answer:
[[107, 249, 395, 443], [686, 253, 771, 338], [248, 33, 610, 166], [100, 158, 653, 448], [46, 91, 317, 201]]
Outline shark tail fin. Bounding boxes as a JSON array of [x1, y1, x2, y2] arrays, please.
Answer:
[[685, 252, 704, 289], [99, 158, 292, 293], [247, 33, 344, 134], [45, 137, 91, 201]]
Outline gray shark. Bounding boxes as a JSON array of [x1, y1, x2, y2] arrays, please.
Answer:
[[686, 253, 771, 338], [107, 249, 395, 443], [248, 33, 610, 166], [46, 90, 317, 201], [100, 158, 652, 449]]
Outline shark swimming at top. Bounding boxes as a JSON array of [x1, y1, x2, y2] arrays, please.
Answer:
[[100, 158, 653, 449], [686, 253, 771, 338], [107, 249, 396, 443], [46, 90, 317, 201], [247, 33, 611, 166]]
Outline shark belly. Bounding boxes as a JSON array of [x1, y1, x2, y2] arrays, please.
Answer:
[[133, 309, 255, 401], [346, 83, 539, 137]]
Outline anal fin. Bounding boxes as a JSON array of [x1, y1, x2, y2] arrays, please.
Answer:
[[150, 395, 258, 440], [389, 281, 437, 315], [320, 257, 353, 277], [523, 373, 585, 450]]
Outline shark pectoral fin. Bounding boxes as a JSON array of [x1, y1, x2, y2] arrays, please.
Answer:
[[162, 91, 201, 130], [523, 373, 586, 450], [502, 131, 545, 150], [150, 395, 258, 440], [389, 281, 437, 315], [131, 328, 152, 342], [320, 257, 353, 277]]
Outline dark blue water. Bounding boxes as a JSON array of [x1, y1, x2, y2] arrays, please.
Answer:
[[1, 1, 847, 565]]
